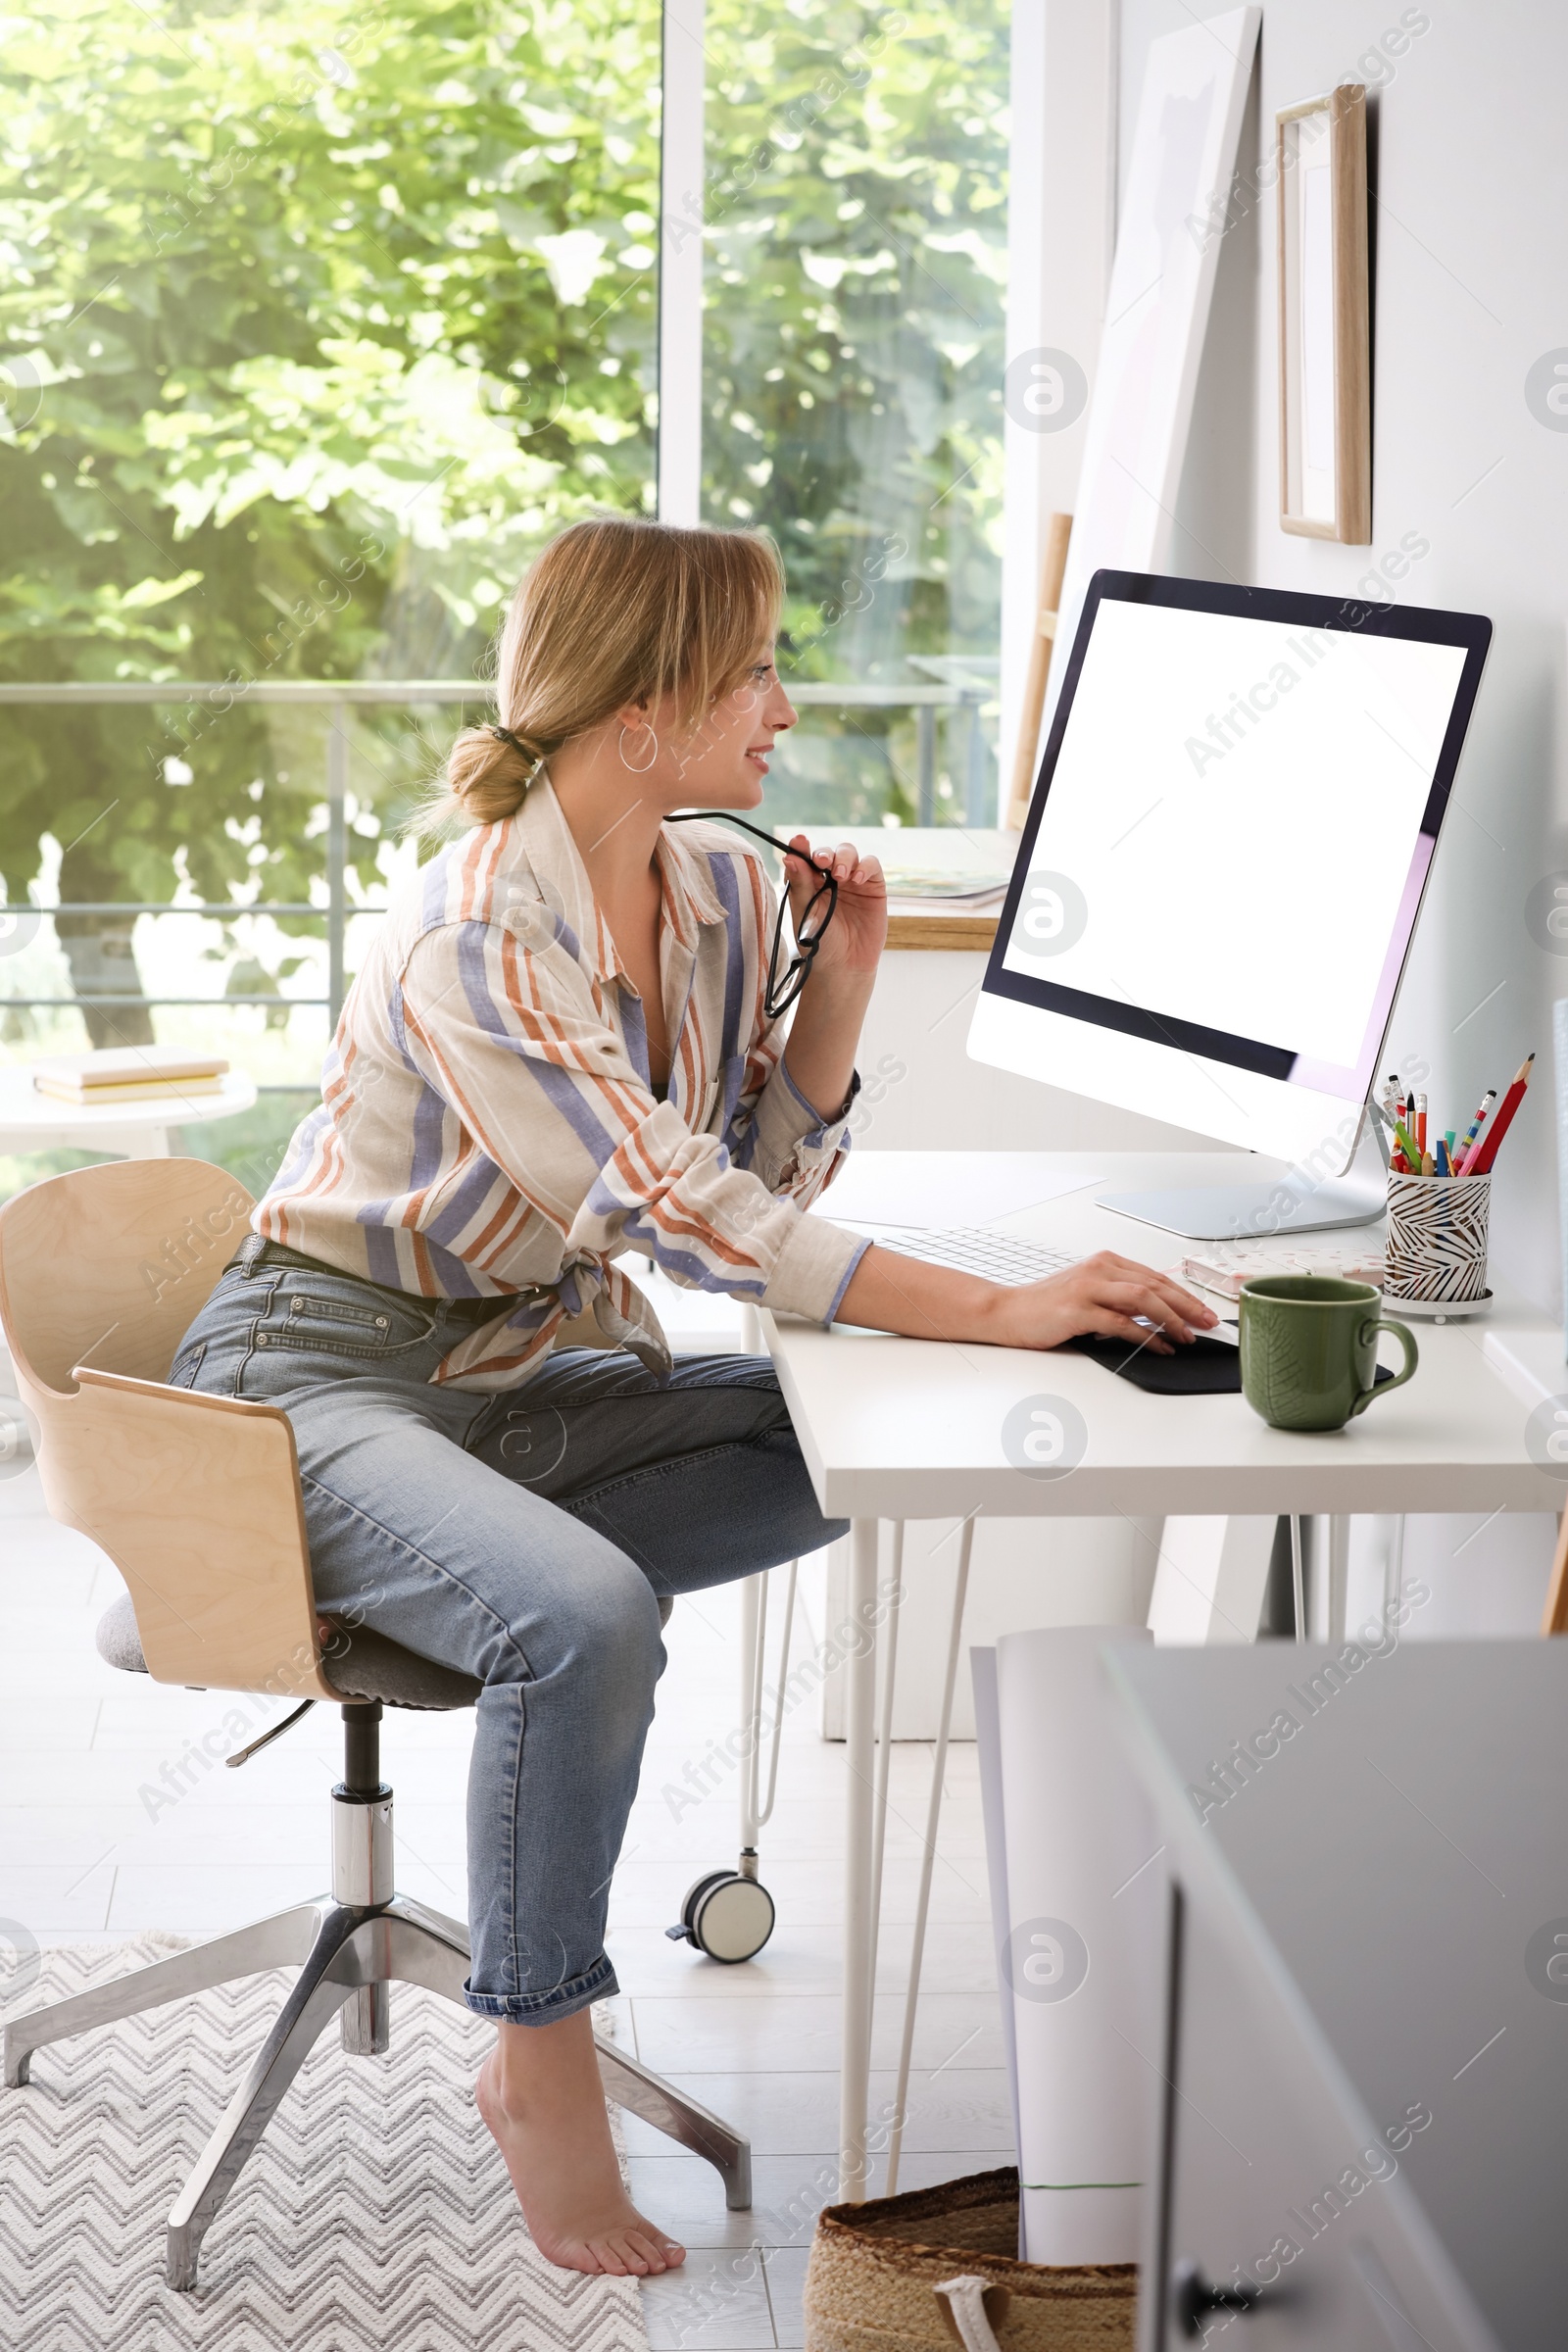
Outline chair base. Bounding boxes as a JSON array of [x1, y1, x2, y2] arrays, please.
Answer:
[[6, 1706, 754, 2290], [5, 1887, 752, 2286]]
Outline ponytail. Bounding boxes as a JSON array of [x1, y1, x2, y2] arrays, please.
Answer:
[[424, 515, 783, 835]]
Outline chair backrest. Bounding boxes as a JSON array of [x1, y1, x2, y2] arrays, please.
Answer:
[[0, 1159, 335, 1700], [0, 1155, 253, 1394]]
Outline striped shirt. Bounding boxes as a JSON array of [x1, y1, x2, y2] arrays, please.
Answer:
[[255, 779, 868, 1390]]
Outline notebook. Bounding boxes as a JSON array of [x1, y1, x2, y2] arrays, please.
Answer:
[[31, 1049, 228, 1104]]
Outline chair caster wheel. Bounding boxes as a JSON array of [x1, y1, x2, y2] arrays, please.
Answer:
[[666, 1868, 776, 1963]]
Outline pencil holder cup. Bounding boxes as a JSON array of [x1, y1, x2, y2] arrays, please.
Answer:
[[1385, 1173, 1492, 1303]]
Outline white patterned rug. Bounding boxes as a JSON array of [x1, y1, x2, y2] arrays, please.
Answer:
[[0, 1936, 648, 2352]]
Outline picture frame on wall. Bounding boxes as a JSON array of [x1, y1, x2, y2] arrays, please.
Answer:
[[1277, 83, 1371, 544]]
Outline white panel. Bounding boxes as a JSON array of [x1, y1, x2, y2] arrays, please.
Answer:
[[996, 1627, 1160, 2264], [1000, 0, 1117, 805], [1147, 1514, 1275, 1645], [1044, 6, 1260, 731]]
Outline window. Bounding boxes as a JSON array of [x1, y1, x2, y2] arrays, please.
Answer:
[[0, 3, 659, 1131], [0, 0, 1011, 1189], [696, 0, 1010, 832]]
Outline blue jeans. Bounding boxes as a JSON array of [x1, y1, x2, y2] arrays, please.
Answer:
[[175, 1239, 845, 2023]]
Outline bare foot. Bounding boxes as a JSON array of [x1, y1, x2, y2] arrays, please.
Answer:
[[475, 2016, 687, 2277]]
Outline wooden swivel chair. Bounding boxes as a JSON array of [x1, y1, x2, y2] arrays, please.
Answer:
[[0, 1158, 750, 2288]]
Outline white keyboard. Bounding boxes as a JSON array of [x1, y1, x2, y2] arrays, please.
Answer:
[[858, 1224, 1078, 1288], [844, 1222, 1241, 1342]]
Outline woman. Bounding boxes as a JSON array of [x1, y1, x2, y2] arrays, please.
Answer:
[[174, 516, 1213, 2278]]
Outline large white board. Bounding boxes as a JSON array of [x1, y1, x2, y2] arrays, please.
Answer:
[[1042, 7, 1261, 739]]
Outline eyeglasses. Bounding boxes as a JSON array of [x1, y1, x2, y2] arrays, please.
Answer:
[[667, 810, 838, 1019]]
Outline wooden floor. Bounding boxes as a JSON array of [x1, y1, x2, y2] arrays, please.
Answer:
[[0, 1467, 1009, 2350]]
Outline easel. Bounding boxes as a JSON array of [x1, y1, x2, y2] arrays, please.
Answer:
[[1004, 512, 1073, 832], [1544, 1512, 1568, 1636]]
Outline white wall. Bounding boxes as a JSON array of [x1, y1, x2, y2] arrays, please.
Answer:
[[1114, 0, 1566, 1626], [858, 2, 1566, 1699], [1122, 0, 1568, 1319]]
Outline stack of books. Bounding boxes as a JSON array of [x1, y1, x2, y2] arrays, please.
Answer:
[[31, 1050, 229, 1106]]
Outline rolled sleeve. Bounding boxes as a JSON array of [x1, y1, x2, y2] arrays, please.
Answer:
[[760, 1208, 871, 1326], [746, 1054, 860, 1200]]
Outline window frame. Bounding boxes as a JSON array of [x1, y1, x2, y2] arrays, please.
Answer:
[[657, 0, 1110, 832], [657, 0, 706, 524]]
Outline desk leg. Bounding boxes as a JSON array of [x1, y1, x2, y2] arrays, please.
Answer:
[[865, 1524, 905, 2009], [738, 1572, 763, 1850], [1328, 1515, 1350, 1643], [1383, 1515, 1407, 1625], [840, 1516, 879, 2201]]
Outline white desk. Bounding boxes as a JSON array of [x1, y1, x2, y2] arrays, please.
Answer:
[[0, 1068, 258, 1159], [768, 1150, 1564, 2198]]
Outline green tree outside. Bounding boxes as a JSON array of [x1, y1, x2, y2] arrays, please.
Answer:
[[0, 0, 662, 1044], [0, 0, 1006, 1081], [702, 0, 1009, 827]]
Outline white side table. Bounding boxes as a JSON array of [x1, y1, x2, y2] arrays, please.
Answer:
[[0, 1068, 259, 1160]]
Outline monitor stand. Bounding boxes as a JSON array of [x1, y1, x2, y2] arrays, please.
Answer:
[[1098, 1165, 1386, 1243]]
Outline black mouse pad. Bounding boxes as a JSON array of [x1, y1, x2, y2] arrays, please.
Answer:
[[1064, 1331, 1243, 1393], [1064, 1333, 1397, 1397]]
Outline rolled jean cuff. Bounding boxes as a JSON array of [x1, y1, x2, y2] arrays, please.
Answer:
[[464, 1950, 619, 2025]]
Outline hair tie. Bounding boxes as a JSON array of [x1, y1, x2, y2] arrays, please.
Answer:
[[491, 724, 531, 756]]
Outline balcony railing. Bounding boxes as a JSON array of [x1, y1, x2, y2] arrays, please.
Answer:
[[0, 673, 995, 1032]]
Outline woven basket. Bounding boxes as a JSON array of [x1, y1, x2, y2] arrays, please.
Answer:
[[803, 2168, 1136, 2352]]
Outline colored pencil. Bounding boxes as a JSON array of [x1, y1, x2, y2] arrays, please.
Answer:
[[1466, 1053, 1535, 1176], [1453, 1089, 1496, 1170]]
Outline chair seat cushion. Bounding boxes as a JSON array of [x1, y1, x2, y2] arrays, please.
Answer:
[[94, 1589, 672, 1710], [93, 1592, 482, 1712], [94, 1592, 151, 1674], [318, 1621, 483, 1710]]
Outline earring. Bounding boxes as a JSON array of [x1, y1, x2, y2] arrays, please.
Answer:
[[619, 721, 659, 773]]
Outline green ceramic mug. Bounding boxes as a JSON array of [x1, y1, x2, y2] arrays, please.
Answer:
[[1238, 1275, 1419, 1432]]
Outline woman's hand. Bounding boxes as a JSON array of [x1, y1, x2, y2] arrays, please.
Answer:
[[782, 835, 887, 979], [837, 1247, 1219, 1353], [777, 837, 884, 1121], [973, 1251, 1217, 1354]]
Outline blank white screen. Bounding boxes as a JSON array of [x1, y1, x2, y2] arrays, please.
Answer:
[[1003, 600, 1467, 1069]]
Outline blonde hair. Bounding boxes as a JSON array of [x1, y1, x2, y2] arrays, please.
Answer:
[[429, 516, 785, 831]]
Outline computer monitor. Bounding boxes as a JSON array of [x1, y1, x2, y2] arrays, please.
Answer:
[[969, 570, 1492, 1239]]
